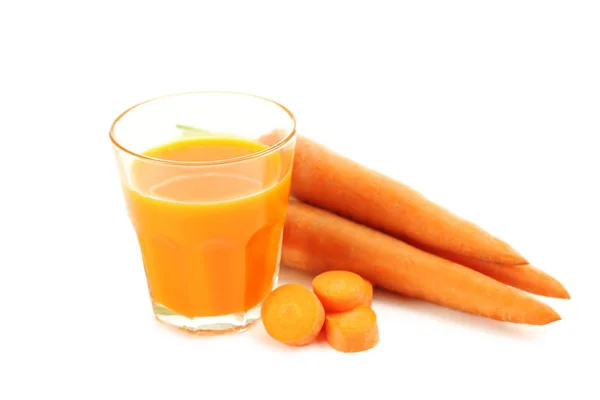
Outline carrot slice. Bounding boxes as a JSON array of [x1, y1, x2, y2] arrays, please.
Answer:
[[281, 200, 561, 325], [325, 305, 379, 353], [261, 283, 325, 346], [360, 279, 374, 307], [312, 270, 366, 312]]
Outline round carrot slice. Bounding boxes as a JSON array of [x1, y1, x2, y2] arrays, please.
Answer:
[[261, 284, 325, 346], [312, 270, 365, 312], [360, 279, 374, 308], [325, 305, 379, 353]]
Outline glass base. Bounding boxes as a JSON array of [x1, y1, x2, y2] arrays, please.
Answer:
[[153, 302, 262, 335]]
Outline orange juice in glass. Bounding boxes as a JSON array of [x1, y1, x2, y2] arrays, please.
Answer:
[[110, 92, 296, 333]]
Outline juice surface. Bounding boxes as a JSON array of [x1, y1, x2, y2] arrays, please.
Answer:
[[122, 137, 291, 318]]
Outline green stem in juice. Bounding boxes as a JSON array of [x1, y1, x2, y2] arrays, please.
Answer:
[[175, 124, 216, 136]]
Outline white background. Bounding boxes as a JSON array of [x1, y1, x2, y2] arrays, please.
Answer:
[[1, 1, 599, 399]]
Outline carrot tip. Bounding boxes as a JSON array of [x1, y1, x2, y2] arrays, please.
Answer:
[[539, 308, 562, 325], [552, 279, 571, 299], [545, 315, 561, 325], [553, 287, 571, 300], [526, 264, 571, 299]]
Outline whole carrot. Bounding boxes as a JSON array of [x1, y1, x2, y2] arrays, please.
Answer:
[[260, 132, 526, 266], [414, 246, 570, 299], [282, 200, 560, 325]]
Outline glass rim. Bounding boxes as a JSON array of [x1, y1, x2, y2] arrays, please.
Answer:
[[109, 90, 297, 166]]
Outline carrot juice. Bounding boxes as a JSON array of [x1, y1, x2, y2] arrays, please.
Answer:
[[121, 136, 292, 323], [111, 91, 296, 333]]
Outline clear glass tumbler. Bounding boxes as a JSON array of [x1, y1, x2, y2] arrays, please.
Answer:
[[110, 91, 296, 333]]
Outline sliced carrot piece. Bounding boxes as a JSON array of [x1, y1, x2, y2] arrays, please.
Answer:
[[312, 270, 366, 312], [325, 305, 379, 353], [360, 279, 374, 307], [261, 284, 325, 346]]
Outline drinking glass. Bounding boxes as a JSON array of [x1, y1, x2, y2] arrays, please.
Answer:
[[110, 91, 296, 333]]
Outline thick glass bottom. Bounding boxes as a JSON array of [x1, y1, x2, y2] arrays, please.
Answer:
[[153, 301, 262, 335]]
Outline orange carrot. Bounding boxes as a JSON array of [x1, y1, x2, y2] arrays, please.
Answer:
[[312, 270, 366, 312], [282, 200, 561, 325], [360, 279, 374, 307], [261, 283, 325, 346], [422, 248, 570, 299], [260, 132, 525, 266], [325, 305, 379, 353]]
